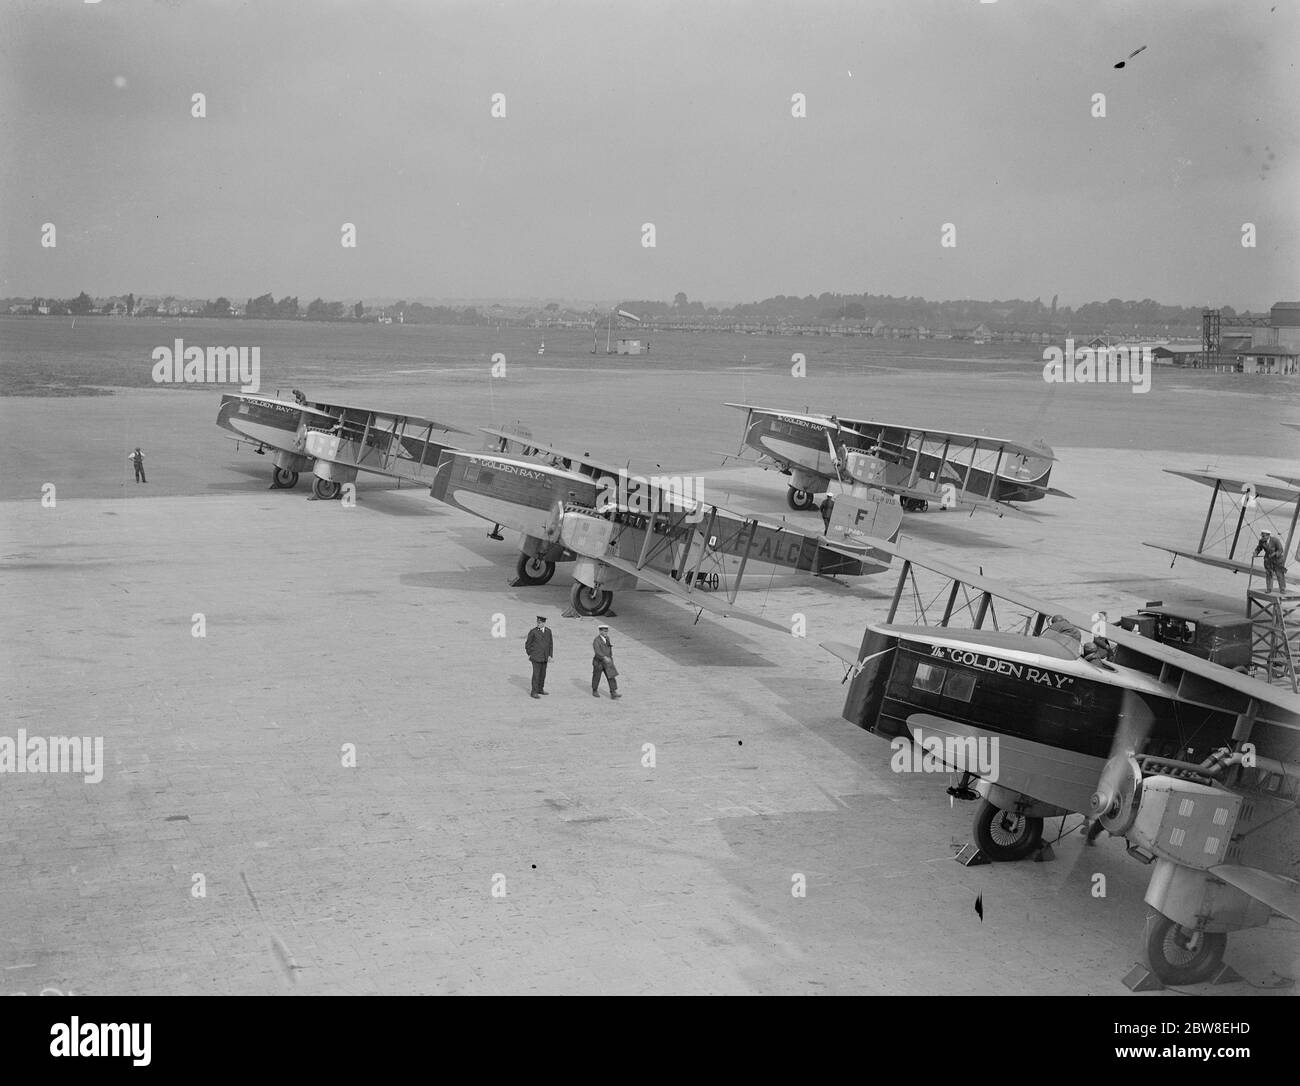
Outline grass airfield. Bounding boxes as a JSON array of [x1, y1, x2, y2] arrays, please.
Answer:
[[2, 340, 1299, 995]]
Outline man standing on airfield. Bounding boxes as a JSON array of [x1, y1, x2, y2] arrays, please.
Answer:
[[128, 447, 146, 483], [525, 615, 553, 698], [592, 623, 620, 699]]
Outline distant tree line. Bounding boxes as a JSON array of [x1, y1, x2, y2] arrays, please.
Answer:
[[3, 292, 493, 324], [4, 289, 1271, 332], [615, 292, 1257, 331]]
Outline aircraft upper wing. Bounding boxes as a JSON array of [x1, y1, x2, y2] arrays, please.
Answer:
[[479, 426, 754, 503], [1210, 865, 1300, 923], [1164, 468, 1300, 505], [725, 404, 1054, 462], [835, 417, 1055, 463], [848, 534, 1300, 729], [724, 403, 839, 430], [479, 426, 623, 476], [318, 402, 470, 435], [1269, 473, 1300, 489], [593, 550, 791, 632]]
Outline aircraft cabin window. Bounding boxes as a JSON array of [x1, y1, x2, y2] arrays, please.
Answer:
[[464, 461, 480, 482], [913, 662, 945, 694], [944, 671, 977, 702]]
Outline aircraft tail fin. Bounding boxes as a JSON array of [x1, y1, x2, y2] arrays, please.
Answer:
[[826, 490, 903, 549]]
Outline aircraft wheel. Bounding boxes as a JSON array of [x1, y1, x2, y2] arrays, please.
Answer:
[[272, 468, 299, 489], [515, 554, 556, 586], [787, 487, 816, 511], [570, 582, 613, 616], [1146, 914, 1227, 986], [973, 799, 1043, 861], [312, 478, 342, 501]]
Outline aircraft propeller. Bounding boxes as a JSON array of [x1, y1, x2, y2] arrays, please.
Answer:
[[1091, 685, 1157, 837]]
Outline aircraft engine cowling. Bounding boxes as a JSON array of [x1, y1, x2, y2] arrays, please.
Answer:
[[841, 451, 888, 488], [560, 511, 637, 592], [558, 509, 614, 557], [1127, 776, 1242, 871]]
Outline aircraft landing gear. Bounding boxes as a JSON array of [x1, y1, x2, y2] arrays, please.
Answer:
[[570, 582, 613, 616], [312, 478, 342, 500], [901, 497, 929, 513], [1145, 914, 1227, 986], [973, 798, 1044, 861], [271, 468, 299, 489], [787, 487, 816, 511], [515, 554, 555, 586]]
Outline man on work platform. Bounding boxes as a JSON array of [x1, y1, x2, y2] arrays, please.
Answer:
[[1254, 530, 1289, 594]]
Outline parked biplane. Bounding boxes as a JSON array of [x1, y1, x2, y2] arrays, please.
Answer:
[[723, 404, 1068, 514], [303, 410, 466, 500], [1144, 468, 1300, 575], [427, 427, 903, 628], [822, 539, 1300, 985], [216, 392, 466, 498]]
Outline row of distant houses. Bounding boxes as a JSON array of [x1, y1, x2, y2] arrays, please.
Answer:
[[641, 318, 1137, 343]]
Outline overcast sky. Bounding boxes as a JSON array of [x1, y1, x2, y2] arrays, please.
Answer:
[[1, 0, 1295, 308]]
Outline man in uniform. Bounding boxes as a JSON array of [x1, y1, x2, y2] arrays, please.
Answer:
[[1253, 529, 1288, 594], [525, 615, 553, 698], [128, 447, 146, 483], [592, 623, 620, 699]]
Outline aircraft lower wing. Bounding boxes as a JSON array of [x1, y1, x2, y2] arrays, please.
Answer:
[[882, 484, 1037, 520], [712, 449, 771, 469], [820, 640, 861, 666], [1142, 542, 1255, 575], [1210, 864, 1300, 923], [592, 550, 790, 632]]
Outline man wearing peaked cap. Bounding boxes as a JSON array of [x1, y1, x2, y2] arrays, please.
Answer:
[[592, 623, 620, 700], [1253, 529, 1288, 594], [525, 616, 553, 698]]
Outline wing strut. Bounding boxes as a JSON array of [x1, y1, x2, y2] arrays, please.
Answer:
[[728, 519, 759, 605], [1198, 478, 1222, 554]]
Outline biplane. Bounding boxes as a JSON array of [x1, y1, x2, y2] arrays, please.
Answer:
[[303, 409, 466, 500], [1144, 468, 1300, 576], [216, 392, 466, 499], [427, 427, 903, 628], [822, 539, 1300, 985], [724, 403, 1068, 514]]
